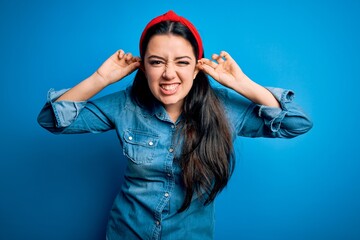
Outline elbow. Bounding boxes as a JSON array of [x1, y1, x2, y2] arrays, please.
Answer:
[[298, 115, 313, 134], [304, 118, 314, 133], [283, 117, 313, 138], [37, 110, 54, 130], [37, 110, 64, 134]]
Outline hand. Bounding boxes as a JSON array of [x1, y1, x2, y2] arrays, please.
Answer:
[[96, 50, 141, 85], [197, 51, 245, 90], [199, 51, 280, 107]]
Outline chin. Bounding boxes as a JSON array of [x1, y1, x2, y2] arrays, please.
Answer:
[[161, 99, 179, 106], [160, 97, 183, 107]]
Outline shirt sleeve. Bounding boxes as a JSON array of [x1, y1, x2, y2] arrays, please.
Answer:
[[215, 87, 313, 138], [37, 88, 118, 134]]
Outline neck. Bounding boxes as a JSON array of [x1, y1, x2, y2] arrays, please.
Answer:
[[164, 104, 182, 123]]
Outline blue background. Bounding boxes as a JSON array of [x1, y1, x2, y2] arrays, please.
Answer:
[[1, 0, 359, 239]]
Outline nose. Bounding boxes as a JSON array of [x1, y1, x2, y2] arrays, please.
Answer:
[[162, 62, 176, 80]]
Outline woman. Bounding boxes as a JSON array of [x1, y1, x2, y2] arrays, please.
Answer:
[[38, 10, 312, 240]]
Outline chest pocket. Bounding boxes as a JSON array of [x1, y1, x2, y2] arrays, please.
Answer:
[[123, 129, 159, 164]]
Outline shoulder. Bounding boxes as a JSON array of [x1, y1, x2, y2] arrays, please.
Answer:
[[89, 87, 134, 111], [212, 86, 249, 105]]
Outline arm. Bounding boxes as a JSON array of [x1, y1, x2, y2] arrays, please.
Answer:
[[215, 87, 312, 138], [57, 50, 140, 102], [197, 51, 280, 108], [198, 51, 312, 138], [38, 50, 140, 134]]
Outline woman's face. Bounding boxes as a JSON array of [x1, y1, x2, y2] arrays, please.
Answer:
[[143, 34, 199, 113]]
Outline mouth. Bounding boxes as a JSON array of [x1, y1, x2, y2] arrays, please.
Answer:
[[160, 83, 180, 95]]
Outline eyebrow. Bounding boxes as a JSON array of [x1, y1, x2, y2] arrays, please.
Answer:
[[147, 55, 193, 61]]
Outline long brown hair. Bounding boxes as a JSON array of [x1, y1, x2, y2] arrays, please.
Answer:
[[131, 21, 234, 212]]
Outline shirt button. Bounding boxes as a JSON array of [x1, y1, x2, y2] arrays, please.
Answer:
[[148, 141, 154, 146], [169, 148, 174, 153], [171, 125, 175, 129], [167, 173, 171, 177], [164, 192, 169, 197], [128, 136, 133, 141], [156, 220, 160, 226]]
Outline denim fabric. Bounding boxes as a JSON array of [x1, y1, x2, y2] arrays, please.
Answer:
[[37, 86, 312, 240]]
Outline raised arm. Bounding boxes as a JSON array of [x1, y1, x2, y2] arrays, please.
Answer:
[[197, 51, 280, 108], [198, 51, 313, 138], [56, 50, 141, 102], [38, 50, 140, 134]]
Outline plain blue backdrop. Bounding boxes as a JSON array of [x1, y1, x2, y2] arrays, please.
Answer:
[[1, 0, 359, 239]]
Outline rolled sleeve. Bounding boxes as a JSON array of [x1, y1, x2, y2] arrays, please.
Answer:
[[37, 88, 87, 133], [47, 89, 87, 128], [38, 88, 123, 134], [258, 88, 295, 132], [216, 86, 312, 139]]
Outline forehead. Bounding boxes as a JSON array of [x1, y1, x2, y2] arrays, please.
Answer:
[[145, 34, 195, 58]]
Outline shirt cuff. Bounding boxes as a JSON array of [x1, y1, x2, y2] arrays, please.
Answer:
[[258, 87, 295, 132], [47, 88, 87, 128]]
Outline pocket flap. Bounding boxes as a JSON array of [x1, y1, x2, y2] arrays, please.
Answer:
[[123, 129, 159, 148]]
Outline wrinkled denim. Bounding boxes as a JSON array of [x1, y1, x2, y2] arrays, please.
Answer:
[[37, 86, 312, 240]]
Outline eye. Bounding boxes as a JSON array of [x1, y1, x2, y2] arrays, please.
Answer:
[[149, 60, 164, 66], [176, 61, 190, 66]]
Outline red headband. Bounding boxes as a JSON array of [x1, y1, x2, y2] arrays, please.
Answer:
[[139, 10, 204, 60]]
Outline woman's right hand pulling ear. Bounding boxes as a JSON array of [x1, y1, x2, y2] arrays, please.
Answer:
[[96, 49, 141, 86], [55, 50, 141, 102]]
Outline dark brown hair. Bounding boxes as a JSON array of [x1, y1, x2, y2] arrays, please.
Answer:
[[131, 21, 234, 212]]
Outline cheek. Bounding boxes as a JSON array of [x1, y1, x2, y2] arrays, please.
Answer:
[[144, 64, 163, 76], [144, 69, 158, 84], [145, 76, 156, 91], [178, 70, 196, 83], [144, 72, 161, 94]]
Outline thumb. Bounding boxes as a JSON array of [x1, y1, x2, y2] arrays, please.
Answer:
[[124, 61, 141, 75], [199, 64, 219, 81]]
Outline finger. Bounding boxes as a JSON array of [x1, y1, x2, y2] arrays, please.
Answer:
[[199, 63, 219, 80], [125, 53, 133, 61], [117, 49, 125, 59], [199, 58, 218, 69], [124, 61, 141, 74], [220, 51, 234, 62], [212, 53, 224, 64], [126, 53, 139, 65], [131, 56, 142, 63]]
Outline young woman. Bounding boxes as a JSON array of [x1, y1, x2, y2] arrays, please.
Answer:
[[38, 10, 312, 240]]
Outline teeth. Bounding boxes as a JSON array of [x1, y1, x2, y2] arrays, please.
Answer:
[[161, 84, 178, 91]]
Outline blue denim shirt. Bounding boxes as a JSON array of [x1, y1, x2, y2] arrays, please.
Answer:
[[37, 86, 312, 240]]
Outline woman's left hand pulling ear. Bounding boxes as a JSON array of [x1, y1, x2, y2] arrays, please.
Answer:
[[197, 51, 246, 90]]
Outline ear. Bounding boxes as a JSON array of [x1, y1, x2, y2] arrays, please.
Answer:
[[193, 64, 200, 80], [139, 61, 145, 73]]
